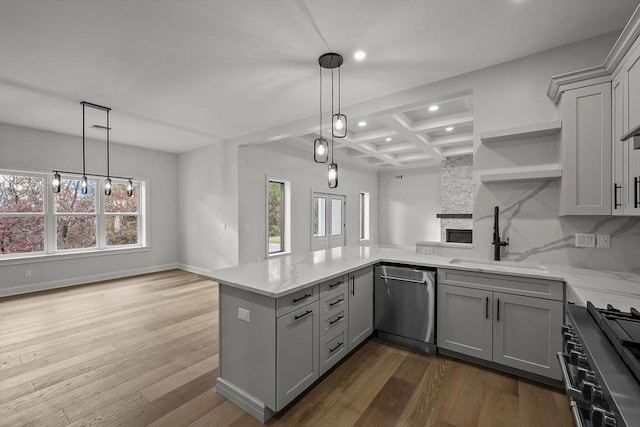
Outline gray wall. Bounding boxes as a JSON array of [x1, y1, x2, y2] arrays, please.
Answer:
[[0, 123, 180, 295]]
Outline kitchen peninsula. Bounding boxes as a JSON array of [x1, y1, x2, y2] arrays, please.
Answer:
[[209, 245, 640, 422]]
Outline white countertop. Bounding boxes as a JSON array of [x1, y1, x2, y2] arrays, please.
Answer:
[[207, 245, 640, 311]]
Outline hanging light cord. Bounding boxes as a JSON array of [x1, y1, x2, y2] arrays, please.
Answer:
[[106, 110, 110, 179], [337, 66, 341, 115], [319, 66, 323, 138], [331, 68, 335, 162]]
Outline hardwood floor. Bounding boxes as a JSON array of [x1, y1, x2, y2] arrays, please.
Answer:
[[0, 270, 574, 426]]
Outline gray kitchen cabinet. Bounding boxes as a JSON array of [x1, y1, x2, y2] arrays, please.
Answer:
[[437, 269, 564, 381], [276, 301, 319, 411], [348, 267, 373, 352], [437, 283, 493, 361], [492, 292, 562, 380], [560, 81, 612, 215]]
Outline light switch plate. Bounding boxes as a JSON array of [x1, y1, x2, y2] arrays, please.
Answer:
[[596, 234, 610, 249], [238, 307, 250, 322], [575, 233, 596, 248]]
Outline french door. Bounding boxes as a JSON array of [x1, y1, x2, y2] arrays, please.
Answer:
[[311, 192, 345, 251]]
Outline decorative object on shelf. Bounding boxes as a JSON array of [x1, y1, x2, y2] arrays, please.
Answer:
[[52, 101, 134, 197], [315, 52, 347, 188]]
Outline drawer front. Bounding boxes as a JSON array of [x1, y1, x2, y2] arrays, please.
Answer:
[[319, 325, 348, 376], [319, 275, 348, 299], [276, 286, 319, 317], [438, 268, 564, 301], [320, 288, 348, 319], [320, 306, 348, 337]]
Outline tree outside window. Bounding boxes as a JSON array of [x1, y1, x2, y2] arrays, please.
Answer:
[[0, 174, 45, 254], [268, 181, 284, 254]]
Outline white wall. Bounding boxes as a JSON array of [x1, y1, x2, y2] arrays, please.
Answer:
[[377, 168, 440, 246], [0, 123, 180, 295], [238, 143, 377, 264], [178, 141, 239, 273]]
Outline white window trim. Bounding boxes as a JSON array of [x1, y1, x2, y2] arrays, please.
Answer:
[[0, 168, 148, 262], [359, 191, 370, 242], [266, 176, 291, 258]]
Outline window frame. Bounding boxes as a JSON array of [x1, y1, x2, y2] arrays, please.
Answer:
[[0, 168, 147, 262], [359, 191, 370, 242], [266, 177, 291, 257]]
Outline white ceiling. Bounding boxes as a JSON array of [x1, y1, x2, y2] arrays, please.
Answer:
[[0, 0, 638, 156]]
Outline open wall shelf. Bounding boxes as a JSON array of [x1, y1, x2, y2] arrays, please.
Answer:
[[480, 165, 562, 183], [480, 120, 562, 144]]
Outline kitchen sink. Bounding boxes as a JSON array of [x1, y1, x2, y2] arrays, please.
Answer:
[[448, 257, 548, 272]]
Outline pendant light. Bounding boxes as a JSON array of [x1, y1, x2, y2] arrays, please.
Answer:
[[52, 101, 134, 197], [314, 66, 329, 163], [332, 65, 347, 138]]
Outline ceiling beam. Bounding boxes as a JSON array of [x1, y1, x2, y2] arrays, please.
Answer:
[[442, 146, 474, 156], [379, 114, 444, 161], [430, 132, 474, 147], [410, 112, 474, 133]]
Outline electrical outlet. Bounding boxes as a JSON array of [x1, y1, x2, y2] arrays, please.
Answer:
[[575, 233, 596, 248], [238, 308, 250, 322], [596, 234, 610, 248], [24, 269, 32, 278], [417, 246, 434, 255]]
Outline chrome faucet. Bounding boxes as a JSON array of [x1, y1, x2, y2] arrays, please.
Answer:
[[492, 206, 509, 261]]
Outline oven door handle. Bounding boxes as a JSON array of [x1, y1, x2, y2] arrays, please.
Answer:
[[568, 400, 585, 427], [556, 352, 585, 402]]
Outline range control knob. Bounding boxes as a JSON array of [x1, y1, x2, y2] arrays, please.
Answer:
[[581, 380, 602, 403], [566, 340, 583, 354], [569, 349, 588, 366], [591, 406, 616, 427], [576, 367, 596, 386]]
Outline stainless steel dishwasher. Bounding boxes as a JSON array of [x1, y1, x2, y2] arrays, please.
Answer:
[[374, 264, 436, 354]]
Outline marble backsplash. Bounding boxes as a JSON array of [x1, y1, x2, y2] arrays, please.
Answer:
[[430, 179, 640, 273]]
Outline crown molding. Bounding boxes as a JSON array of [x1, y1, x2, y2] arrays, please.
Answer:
[[547, 5, 640, 104]]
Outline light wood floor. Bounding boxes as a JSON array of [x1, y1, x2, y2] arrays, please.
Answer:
[[0, 270, 574, 427]]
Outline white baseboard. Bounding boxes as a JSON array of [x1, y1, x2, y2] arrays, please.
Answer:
[[0, 263, 180, 297], [178, 263, 213, 276]]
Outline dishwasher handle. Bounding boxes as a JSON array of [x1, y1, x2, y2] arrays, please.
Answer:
[[379, 274, 428, 284]]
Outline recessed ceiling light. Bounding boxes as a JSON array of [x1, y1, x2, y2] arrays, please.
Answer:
[[385, 137, 392, 142], [354, 50, 366, 61], [445, 126, 454, 132], [358, 121, 367, 127], [429, 105, 439, 112]]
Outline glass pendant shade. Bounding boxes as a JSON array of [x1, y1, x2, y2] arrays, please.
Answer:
[[81, 176, 88, 194], [52, 172, 61, 193], [332, 113, 347, 138], [126, 179, 134, 197], [104, 178, 112, 195], [328, 162, 338, 188], [314, 137, 329, 163]]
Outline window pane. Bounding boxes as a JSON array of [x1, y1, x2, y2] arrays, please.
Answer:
[[0, 216, 44, 254], [0, 174, 44, 213], [56, 216, 96, 250], [106, 215, 138, 246], [268, 181, 284, 253], [313, 197, 326, 238], [56, 179, 96, 213], [331, 199, 342, 236], [105, 182, 139, 213]]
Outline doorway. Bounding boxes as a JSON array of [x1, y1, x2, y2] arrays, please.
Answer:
[[311, 192, 346, 251]]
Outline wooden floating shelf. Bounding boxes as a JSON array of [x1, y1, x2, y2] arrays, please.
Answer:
[[480, 165, 562, 183], [480, 120, 562, 144]]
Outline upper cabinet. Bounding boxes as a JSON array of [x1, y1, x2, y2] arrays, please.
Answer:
[[549, 5, 640, 216]]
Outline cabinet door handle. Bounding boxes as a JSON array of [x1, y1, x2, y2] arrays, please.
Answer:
[[635, 176, 639, 208], [329, 342, 343, 353], [329, 297, 344, 307], [292, 293, 312, 303], [329, 314, 344, 325], [485, 296, 489, 319], [294, 310, 313, 321], [329, 281, 344, 289], [351, 275, 355, 296], [614, 183, 621, 209], [496, 298, 500, 322]]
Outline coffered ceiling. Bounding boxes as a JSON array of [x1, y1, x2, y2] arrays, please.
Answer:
[[0, 1, 638, 160]]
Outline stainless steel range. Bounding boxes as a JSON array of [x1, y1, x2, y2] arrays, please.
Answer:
[[559, 302, 640, 427]]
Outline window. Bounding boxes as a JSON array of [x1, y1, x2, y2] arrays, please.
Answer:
[[312, 196, 326, 238], [359, 192, 370, 241], [0, 173, 45, 255], [0, 170, 145, 259], [267, 178, 290, 256]]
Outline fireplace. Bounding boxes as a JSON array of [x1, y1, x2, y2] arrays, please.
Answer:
[[446, 229, 472, 244]]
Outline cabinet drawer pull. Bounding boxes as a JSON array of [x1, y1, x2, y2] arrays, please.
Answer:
[[351, 275, 355, 296], [329, 281, 344, 289], [329, 342, 343, 353], [485, 296, 489, 319], [614, 183, 621, 209], [292, 293, 312, 303], [635, 176, 639, 208], [496, 298, 500, 321], [329, 297, 344, 307], [294, 310, 313, 320], [329, 314, 344, 325]]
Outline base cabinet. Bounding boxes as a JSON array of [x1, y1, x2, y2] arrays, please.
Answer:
[[437, 269, 564, 381], [348, 267, 374, 352]]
